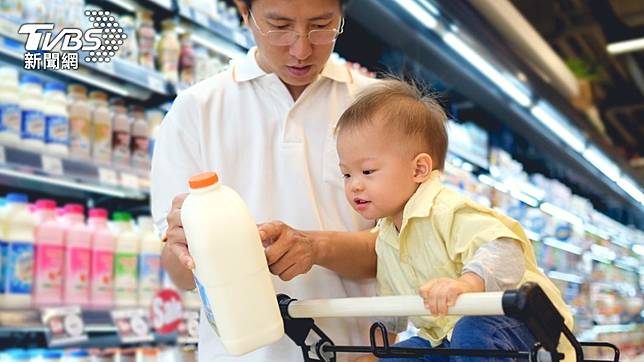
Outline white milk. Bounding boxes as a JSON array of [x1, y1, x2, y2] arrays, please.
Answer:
[[181, 172, 284, 356]]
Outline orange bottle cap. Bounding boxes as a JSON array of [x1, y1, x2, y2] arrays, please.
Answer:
[[189, 172, 219, 189]]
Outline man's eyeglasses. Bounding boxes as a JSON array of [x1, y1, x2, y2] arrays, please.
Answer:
[[249, 10, 344, 46]]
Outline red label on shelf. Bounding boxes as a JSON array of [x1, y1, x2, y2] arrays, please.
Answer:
[[150, 289, 184, 334]]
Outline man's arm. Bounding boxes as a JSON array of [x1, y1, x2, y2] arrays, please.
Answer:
[[259, 222, 377, 280], [162, 243, 196, 290]]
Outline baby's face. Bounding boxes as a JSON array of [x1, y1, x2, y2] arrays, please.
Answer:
[[337, 122, 420, 223]]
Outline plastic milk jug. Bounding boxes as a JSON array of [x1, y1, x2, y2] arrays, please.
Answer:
[[62, 204, 92, 306], [3, 193, 35, 307], [113, 212, 139, 307], [137, 216, 161, 307], [88, 208, 115, 308], [181, 172, 284, 356], [33, 199, 65, 306]]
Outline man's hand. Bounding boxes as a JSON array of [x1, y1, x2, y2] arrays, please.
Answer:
[[165, 193, 194, 270], [418, 273, 484, 316], [259, 221, 316, 281]]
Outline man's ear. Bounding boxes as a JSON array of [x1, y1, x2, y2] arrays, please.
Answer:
[[412, 153, 433, 183], [233, 0, 250, 27]]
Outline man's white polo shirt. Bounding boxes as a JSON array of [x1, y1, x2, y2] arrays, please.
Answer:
[[151, 48, 377, 361]]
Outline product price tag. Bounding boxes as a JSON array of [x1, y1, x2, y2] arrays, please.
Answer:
[[233, 32, 247, 47], [150, 289, 183, 334], [121, 172, 139, 190], [98, 167, 119, 185], [177, 310, 199, 344], [0, 146, 6, 164], [147, 75, 166, 94], [111, 309, 154, 344], [96, 61, 115, 74], [41, 306, 88, 347], [41, 155, 64, 176], [193, 9, 209, 27]]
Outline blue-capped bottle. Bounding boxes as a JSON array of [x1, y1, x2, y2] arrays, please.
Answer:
[[20, 75, 46, 151], [2, 193, 35, 307], [44, 82, 70, 156]]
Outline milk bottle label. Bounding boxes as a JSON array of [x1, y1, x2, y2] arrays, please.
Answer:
[[45, 115, 69, 145], [112, 130, 130, 164], [0, 240, 7, 294], [7, 241, 34, 294], [68, 246, 90, 293], [92, 250, 114, 295], [21, 109, 45, 140], [35, 244, 64, 297], [194, 276, 219, 335], [70, 116, 90, 157], [0, 103, 21, 135], [138, 253, 160, 295], [93, 122, 112, 162], [114, 252, 138, 294]]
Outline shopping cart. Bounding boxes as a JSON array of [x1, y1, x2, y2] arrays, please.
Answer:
[[277, 283, 620, 362]]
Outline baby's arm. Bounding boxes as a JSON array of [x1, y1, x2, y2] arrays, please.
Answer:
[[462, 237, 525, 292]]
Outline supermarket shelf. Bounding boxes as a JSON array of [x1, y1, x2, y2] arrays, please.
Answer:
[[0, 142, 149, 200], [578, 323, 642, 342], [0, 17, 172, 100], [542, 237, 584, 255], [547, 270, 585, 284], [176, 3, 250, 50], [0, 309, 182, 349]]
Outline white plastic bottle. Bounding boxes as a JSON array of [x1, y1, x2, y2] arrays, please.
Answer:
[[67, 85, 92, 159], [112, 212, 139, 307], [90, 91, 112, 164], [0, 67, 22, 144], [181, 172, 284, 356], [137, 216, 161, 307], [0, 197, 7, 305], [3, 193, 35, 307], [44, 82, 70, 155], [110, 99, 130, 166], [130, 111, 150, 170], [20, 75, 46, 150]]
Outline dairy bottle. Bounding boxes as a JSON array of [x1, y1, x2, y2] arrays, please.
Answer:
[[113, 212, 139, 307], [130, 109, 150, 170], [67, 85, 92, 158], [20, 75, 46, 150], [88, 208, 115, 308], [44, 82, 70, 155], [145, 110, 163, 158], [111, 99, 130, 166], [0, 67, 22, 143], [181, 172, 284, 355], [137, 216, 160, 307], [90, 91, 112, 164], [61, 204, 92, 306], [3, 193, 35, 307], [0, 197, 6, 304], [33, 199, 65, 306]]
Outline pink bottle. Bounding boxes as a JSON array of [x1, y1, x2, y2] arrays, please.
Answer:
[[88, 208, 115, 308], [32, 199, 65, 306], [62, 204, 92, 306]]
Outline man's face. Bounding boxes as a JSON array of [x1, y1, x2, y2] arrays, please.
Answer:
[[241, 0, 342, 88]]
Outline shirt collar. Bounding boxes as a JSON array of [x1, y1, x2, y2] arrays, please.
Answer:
[[379, 170, 444, 242], [233, 47, 352, 84]]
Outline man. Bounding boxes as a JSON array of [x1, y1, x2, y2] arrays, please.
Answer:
[[151, 0, 379, 360]]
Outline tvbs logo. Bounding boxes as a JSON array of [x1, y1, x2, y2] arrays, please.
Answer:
[[18, 10, 126, 64]]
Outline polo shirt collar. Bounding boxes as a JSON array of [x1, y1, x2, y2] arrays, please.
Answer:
[[378, 170, 444, 248], [233, 47, 352, 84]]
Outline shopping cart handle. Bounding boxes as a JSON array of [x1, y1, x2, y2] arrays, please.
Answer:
[[278, 283, 586, 362]]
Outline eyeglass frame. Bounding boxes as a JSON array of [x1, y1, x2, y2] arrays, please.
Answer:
[[248, 9, 345, 46]]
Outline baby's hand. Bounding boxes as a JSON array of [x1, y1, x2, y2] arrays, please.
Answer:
[[418, 277, 476, 316]]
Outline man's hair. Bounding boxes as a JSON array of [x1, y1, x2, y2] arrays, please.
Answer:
[[243, 0, 346, 8], [336, 78, 448, 170]]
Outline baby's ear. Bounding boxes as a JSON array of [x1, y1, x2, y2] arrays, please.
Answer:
[[412, 153, 433, 182]]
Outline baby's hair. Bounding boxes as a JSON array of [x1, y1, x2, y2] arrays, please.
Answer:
[[336, 78, 448, 170]]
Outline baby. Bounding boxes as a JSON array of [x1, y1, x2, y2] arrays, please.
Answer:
[[335, 79, 574, 362]]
